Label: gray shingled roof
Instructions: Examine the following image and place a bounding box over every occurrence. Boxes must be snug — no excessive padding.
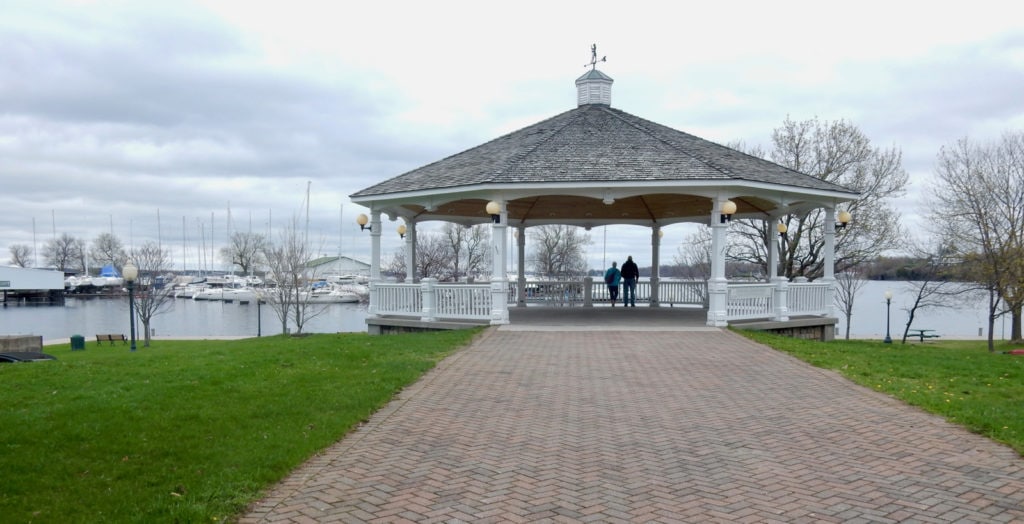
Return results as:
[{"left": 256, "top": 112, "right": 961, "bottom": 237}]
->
[{"left": 351, "top": 104, "right": 856, "bottom": 198}]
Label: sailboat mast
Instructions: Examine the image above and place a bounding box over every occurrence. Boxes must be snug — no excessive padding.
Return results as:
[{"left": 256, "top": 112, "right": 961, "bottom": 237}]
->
[
  {"left": 32, "top": 217, "right": 37, "bottom": 268},
  {"left": 304, "top": 181, "right": 311, "bottom": 246},
  {"left": 199, "top": 219, "right": 206, "bottom": 276},
  {"left": 226, "top": 202, "right": 232, "bottom": 276},
  {"left": 182, "top": 216, "right": 186, "bottom": 274}
]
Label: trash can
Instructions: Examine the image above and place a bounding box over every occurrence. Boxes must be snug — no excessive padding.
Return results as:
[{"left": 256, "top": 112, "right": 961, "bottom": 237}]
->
[{"left": 70, "top": 335, "right": 85, "bottom": 351}]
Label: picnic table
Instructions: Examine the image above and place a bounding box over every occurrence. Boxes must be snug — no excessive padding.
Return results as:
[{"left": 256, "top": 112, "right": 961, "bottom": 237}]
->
[{"left": 907, "top": 329, "right": 941, "bottom": 342}]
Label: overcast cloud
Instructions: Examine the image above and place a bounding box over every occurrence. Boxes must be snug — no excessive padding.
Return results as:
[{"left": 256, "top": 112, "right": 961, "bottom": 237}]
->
[{"left": 2, "top": 0, "right": 1023, "bottom": 272}]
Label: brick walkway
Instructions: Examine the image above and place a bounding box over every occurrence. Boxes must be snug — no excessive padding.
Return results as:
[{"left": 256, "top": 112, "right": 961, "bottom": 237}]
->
[{"left": 242, "top": 328, "right": 1024, "bottom": 523}]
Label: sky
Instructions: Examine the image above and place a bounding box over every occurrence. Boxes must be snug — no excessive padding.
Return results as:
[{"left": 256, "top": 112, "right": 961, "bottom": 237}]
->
[{"left": 2, "top": 0, "right": 1023, "bottom": 273}]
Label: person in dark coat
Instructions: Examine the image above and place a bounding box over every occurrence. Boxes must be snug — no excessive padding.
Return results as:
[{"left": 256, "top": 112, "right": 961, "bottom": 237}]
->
[{"left": 620, "top": 255, "right": 639, "bottom": 307}]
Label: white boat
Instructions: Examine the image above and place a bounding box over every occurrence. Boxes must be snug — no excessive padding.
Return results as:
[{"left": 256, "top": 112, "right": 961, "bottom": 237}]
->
[
  {"left": 174, "top": 283, "right": 207, "bottom": 299},
  {"left": 192, "top": 287, "right": 228, "bottom": 301},
  {"left": 324, "top": 274, "right": 369, "bottom": 285},
  {"left": 64, "top": 275, "right": 93, "bottom": 290},
  {"left": 91, "top": 264, "right": 124, "bottom": 287},
  {"left": 303, "top": 288, "right": 361, "bottom": 303},
  {"left": 333, "top": 283, "right": 369, "bottom": 298},
  {"left": 91, "top": 276, "right": 124, "bottom": 287},
  {"left": 192, "top": 275, "right": 251, "bottom": 301},
  {"left": 194, "top": 286, "right": 255, "bottom": 301},
  {"left": 222, "top": 288, "right": 258, "bottom": 303}
]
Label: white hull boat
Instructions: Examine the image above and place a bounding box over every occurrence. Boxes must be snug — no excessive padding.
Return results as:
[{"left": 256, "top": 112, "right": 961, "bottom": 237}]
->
[{"left": 304, "top": 289, "right": 361, "bottom": 303}]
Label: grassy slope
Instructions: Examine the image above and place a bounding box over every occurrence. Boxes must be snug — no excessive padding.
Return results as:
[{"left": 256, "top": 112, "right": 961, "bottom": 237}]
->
[{"left": 0, "top": 331, "right": 479, "bottom": 523}]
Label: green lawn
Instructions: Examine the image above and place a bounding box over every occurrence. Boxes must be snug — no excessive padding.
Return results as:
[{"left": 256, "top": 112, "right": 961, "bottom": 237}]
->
[
  {"left": 738, "top": 331, "right": 1024, "bottom": 455},
  {"left": 0, "top": 331, "right": 480, "bottom": 523},
  {"left": 4, "top": 329, "right": 1021, "bottom": 522}
]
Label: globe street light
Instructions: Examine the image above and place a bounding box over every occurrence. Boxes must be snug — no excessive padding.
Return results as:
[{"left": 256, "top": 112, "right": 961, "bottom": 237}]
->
[
  {"left": 883, "top": 289, "right": 893, "bottom": 344},
  {"left": 123, "top": 261, "right": 138, "bottom": 352}
]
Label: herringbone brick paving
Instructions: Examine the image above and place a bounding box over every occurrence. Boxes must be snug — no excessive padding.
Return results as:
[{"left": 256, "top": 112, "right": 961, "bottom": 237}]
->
[{"left": 242, "top": 328, "right": 1024, "bottom": 522}]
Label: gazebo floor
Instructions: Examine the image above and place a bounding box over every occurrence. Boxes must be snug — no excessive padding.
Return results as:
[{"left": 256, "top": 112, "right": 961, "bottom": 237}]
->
[{"left": 368, "top": 305, "right": 836, "bottom": 340}]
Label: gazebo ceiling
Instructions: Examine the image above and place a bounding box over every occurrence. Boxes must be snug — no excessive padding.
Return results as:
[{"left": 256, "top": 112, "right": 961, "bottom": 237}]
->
[
  {"left": 381, "top": 191, "right": 823, "bottom": 229},
  {"left": 351, "top": 72, "right": 858, "bottom": 229}
]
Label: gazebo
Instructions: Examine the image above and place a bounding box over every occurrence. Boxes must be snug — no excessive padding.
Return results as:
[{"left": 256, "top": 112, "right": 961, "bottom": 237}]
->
[{"left": 350, "top": 61, "right": 858, "bottom": 334}]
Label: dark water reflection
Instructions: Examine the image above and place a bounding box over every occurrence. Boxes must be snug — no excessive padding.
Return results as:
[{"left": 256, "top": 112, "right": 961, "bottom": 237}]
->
[
  {"left": 1, "top": 296, "right": 369, "bottom": 343},
  {"left": 0, "top": 280, "right": 1004, "bottom": 344}
]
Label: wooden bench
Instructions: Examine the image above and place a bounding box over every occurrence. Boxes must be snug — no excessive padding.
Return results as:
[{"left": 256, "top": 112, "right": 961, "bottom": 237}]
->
[
  {"left": 95, "top": 334, "right": 128, "bottom": 346},
  {"left": 908, "top": 329, "right": 941, "bottom": 342}
]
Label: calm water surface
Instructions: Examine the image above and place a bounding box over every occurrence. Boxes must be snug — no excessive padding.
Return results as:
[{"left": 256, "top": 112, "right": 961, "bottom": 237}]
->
[
  {"left": 837, "top": 280, "right": 1004, "bottom": 340},
  {"left": 1, "top": 296, "right": 368, "bottom": 343},
  {"left": 0, "top": 280, "right": 1006, "bottom": 344}
]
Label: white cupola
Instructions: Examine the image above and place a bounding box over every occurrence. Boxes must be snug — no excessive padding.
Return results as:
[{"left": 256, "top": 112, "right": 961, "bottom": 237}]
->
[{"left": 575, "top": 68, "right": 613, "bottom": 106}]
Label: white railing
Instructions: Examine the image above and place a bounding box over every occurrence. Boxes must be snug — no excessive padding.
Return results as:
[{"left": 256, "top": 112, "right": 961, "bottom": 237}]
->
[
  {"left": 373, "top": 280, "right": 490, "bottom": 322},
  {"left": 516, "top": 280, "right": 586, "bottom": 306},
  {"left": 788, "top": 282, "right": 832, "bottom": 316},
  {"left": 726, "top": 283, "right": 775, "bottom": 320},
  {"left": 373, "top": 278, "right": 831, "bottom": 324},
  {"left": 435, "top": 283, "right": 492, "bottom": 320},
  {"left": 658, "top": 281, "right": 708, "bottom": 306},
  {"left": 507, "top": 279, "right": 707, "bottom": 307},
  {"left": 374, "top": 283, "right": 422, "bottom": 315},
  {"left": 590, "top": 281, "right": 652, "bottom": 304}
]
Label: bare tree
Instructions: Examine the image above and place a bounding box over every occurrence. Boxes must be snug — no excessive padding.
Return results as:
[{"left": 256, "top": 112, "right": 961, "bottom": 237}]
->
[
  {"left": 90, "top": 233, "right": 128, "bottom": 270},
  {"left": 387, "top": 224, "right": 491, "bottom": 282},
  {"left": 129, "top": 241, "right": 175, "bottom": 348},
  {"left": 42, "top": 233, "right": 85, "bottom": 272},
  {"left": 441, "top": 223, "right": 489, "bottom": 281},
  {"left": 412, "top": 234, "right": 454, "bottom": 281},
  {"left": 731, "top": 117, "right": 908, "bottom": 279},
  {"left": 671, "top": 228, "right": 712, "bottom": 303},
  {"left": 262, "top": 241, "right": 293, "bottom": 335},
  {"left": 928, "top": 133, "right": 1024, "bottom": 349},
  {"left": 385, "top": 250, "right": 407, "bottom": 281},
  {"left": 261, "top": 217, "right": 325, "bottom": 335},
  {"left": 386, "top": 237, "right": 446, "bottom": 282},
  {"left": 529, "top": 225, "right": 590, "bottom": 278},
  {"left": 220, "top": 231, "right": 267, "bottom": 275},
  {"left": 672, "top": 227, "right": 712, "bottom": 280},
  {"left": 894, "top": 242, "right": 978, "bottom": 344},
  {"left": 8, "top": 244, "right": 32, "bottom": 267},
  {"left": 834, "top": 267, "right": 868, "bottom": 340}
]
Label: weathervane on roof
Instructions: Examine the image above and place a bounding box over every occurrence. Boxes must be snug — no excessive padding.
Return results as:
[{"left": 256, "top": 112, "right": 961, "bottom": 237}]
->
[{"left": 585, "top": 44, "right": 606, "bottom": 70}]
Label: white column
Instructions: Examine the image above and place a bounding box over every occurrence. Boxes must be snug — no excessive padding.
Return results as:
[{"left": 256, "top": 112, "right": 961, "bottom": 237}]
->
[
  {"left": 404, "top": 220, "right": 416, "bottom": 282},
  {"left": 823, "top": 208, "right": 836, "bottom": 281},
  {"left": 823, "top": 207, "right": 838, "bottom": 318},
  {"left": 490, "top": 202, "right": 509, "bottom": 324},
  {"left": 769, "top": 218, "right": 788, "bottom": 321},
  {"left": 516, "top": 226, "right": 526, "bottom": 307},
  {"left": 650, "top": 225, "right": 661, "bottom": 307},
  {"left": 707, "top": 197, "right": 730, "bottom": 327},
  {"left": 421, "top": 278, "right": 437, "bottom": 322},
  {"left": 367, "top": 211, "right": 382, "bottom": 317},
  {"left": 370, "top": 212, "right": 381, "bottom": 281}
]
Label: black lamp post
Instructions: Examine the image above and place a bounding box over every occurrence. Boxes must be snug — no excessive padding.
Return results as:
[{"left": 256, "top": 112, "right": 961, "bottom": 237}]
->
[
  {"left": 883, "top": 289, "right": 893, "bottom": 344},
  {"left": 123, "top": 261, "right": 138, "bottom": 352}
]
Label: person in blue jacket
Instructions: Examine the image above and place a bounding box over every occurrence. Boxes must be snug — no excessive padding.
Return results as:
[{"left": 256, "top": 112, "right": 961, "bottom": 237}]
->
[{"left": 604, "top": 261, "right": 621, "bottom": 307}]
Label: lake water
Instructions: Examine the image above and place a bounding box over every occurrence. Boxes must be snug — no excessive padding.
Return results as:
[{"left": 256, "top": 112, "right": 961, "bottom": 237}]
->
[
  {"left": 1, "top": 296, "right": 369, "bottom": 344},
  {"left": 0, "top": 280, "right": 1007, "bottom": 344},
  {"left": 836, "top": 280, "right": 1006, "bottom": 340}
]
